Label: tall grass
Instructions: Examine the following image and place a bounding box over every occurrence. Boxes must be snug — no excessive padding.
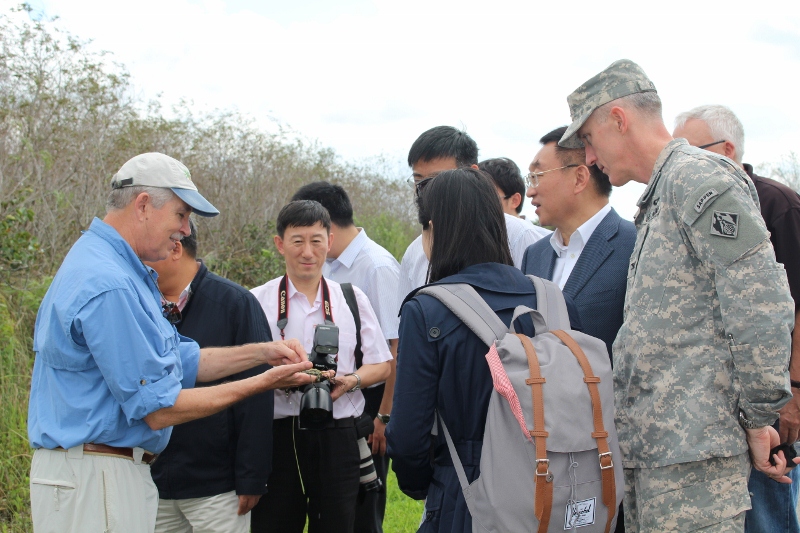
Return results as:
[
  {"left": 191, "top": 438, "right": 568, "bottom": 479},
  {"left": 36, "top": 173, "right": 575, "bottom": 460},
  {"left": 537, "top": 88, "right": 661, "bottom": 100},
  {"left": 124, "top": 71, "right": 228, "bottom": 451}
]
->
[{"left": 0, "top": 278, "right": 49, "bottom": 532}]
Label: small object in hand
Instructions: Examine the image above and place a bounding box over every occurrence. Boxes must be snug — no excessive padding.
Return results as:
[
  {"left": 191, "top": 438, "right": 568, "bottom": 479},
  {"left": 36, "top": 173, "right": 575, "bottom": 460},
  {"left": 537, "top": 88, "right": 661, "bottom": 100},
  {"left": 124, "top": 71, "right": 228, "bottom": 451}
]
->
[
  {"left": 768, "top": 443, "right": 798, "bottom": 469},
  {"left": 302, "top": 368, "right": 328, "bottom": 382}
]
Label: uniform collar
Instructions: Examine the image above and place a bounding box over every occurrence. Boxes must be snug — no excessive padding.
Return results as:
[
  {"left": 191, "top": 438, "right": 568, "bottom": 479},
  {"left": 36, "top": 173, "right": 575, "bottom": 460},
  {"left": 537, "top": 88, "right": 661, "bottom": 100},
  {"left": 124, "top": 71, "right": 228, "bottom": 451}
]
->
[{"left": 638, "top": 138, "right": 685, "bottom": 208}]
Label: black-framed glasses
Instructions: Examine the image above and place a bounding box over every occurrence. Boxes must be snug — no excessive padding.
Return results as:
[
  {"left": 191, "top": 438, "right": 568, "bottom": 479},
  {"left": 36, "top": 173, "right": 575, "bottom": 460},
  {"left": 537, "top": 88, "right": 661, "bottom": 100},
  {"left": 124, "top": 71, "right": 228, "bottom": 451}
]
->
[
  {"left": 525, "top": 164, "right": 579, "bottom": 188},
  {"left": 411, "top": 176, "right": 435, "bottom": 197},
  {"left": 697, "top": 139, "right": 726, "bottom": 150}
]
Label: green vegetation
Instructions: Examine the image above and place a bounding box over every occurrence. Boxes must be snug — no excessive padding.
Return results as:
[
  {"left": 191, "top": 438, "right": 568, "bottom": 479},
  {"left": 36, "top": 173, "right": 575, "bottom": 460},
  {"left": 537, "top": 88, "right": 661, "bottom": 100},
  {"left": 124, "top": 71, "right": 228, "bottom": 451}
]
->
[{"left": 0, "top": 5, "right": 419, "bottom": 531}]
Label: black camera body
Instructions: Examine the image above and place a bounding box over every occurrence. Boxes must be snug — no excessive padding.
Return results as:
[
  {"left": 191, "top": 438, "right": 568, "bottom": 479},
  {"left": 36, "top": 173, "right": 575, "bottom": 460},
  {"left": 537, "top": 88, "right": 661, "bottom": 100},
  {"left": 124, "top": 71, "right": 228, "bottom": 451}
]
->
[{"left": 298, "top": 324, "right": 339, "bottom": 430}]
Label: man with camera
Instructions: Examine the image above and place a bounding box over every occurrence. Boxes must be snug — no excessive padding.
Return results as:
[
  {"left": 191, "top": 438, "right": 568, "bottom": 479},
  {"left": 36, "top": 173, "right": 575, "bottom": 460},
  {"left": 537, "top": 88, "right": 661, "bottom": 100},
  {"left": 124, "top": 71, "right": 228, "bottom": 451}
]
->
[{"left": 250, "top": 200, "right": 392, "bottom": 533}]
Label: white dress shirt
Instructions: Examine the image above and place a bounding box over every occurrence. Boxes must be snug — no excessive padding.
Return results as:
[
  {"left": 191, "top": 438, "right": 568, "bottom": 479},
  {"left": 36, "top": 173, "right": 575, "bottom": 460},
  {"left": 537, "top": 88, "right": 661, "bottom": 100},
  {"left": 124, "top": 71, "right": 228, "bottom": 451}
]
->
[
  {"left": 504, "top": 214, "right": 551, "bottom": 268},
  {"left": 250, "top": 276, "right": 392, "bottom": 420},
  {"left": 396, "top": 215, "right": 551, "bottom": 304},
  {"left": 549, "top": 203, "right": 612, "bottom": 289},
  {"left": 323, "top": 228, "right": 401, "bottom": 341}
]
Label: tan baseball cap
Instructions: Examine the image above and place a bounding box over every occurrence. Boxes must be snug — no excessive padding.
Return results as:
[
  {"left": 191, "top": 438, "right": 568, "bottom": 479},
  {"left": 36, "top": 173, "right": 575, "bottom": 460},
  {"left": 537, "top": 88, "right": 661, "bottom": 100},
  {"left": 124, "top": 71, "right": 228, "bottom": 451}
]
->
[
  {"left": 111, "top": 153, "right": 219, "bottom": 217},
  {"left": 559, "top": 59, "right": 657, "bottom": 149}
]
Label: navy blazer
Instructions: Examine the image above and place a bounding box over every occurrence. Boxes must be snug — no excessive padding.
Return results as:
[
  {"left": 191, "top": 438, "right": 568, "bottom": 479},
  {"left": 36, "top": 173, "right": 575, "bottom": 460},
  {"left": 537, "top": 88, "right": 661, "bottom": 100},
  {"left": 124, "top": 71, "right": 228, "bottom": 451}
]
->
[
  {"left": 387, "top": 263, "right": 581, "bottom": 533},
  {"left": 520, "top": 208, "right": 636, "bottom": 358}
]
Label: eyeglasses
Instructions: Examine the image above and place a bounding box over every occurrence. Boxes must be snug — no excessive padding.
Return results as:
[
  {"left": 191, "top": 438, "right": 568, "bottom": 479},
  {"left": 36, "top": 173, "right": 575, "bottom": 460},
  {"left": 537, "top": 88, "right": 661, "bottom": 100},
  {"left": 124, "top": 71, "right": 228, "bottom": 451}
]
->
[
  {"left": 142, "top": 261, "right": 182, "bottom": 325},
  {"left": 525, "top": 164, "right": 579, "bottom": 188},
  {"left": 408, "top": 176, "right": 435, "bottom": 197},
  {"left": 697, "top": 139, "right": 726, "bottom": 150}
]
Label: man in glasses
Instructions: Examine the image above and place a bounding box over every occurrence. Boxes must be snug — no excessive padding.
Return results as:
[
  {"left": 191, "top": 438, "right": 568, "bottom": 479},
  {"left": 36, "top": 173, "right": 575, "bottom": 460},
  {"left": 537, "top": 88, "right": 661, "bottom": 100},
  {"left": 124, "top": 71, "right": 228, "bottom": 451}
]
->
[
  {"left": 560, "top": 59, "right": 796, "bottom": 531},
  {"left": 674, "top": 104, "right": 800, "bottom": 533},
  {"left": 521, "top": 125, "right": 636, "bottom": 359},
  {"left": 145, "top": 219, "right": 274, "bottom": 533},
  {"left": 27, "top": 153, "right": 316, "bottom": 533},
  {"left": 397, "top": 126, "right": 550, "bottom": 303}
]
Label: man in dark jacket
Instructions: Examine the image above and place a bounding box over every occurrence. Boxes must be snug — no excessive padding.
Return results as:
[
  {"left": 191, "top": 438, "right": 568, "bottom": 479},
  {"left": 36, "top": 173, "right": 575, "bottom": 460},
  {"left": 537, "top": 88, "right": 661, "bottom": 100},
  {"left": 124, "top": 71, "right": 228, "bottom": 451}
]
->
[{"left": 146, "top": 219, "right": 274, "bottom": 533}]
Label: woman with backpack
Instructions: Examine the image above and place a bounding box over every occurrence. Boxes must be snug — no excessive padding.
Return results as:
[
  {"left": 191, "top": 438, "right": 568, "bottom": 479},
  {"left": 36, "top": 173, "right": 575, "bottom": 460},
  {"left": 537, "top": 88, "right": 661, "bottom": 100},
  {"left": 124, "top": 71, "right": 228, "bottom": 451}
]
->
[{"left": 386, "top": 168, "right": 582, "bottom": 532}]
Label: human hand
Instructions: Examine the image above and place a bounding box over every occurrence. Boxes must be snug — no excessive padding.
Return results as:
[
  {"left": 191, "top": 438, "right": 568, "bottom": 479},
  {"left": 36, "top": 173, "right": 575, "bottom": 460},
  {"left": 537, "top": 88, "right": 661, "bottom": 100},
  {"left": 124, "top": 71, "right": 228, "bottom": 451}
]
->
[
  {"left": 237, "top": 494, "right": 261, "bottom": 515},
  {"left": 261, "top": 361, "right": 314, "bottom": 390},
  {"left": 369, "top": 417, "right": 387, "bottom": 455},
  {"left": 779, "top": 388, "right": 800, "bottom": 445},
  {"left": 330, "top": 374, "right": 356, "bottom": 401},
  {"left": 746, "top": 425, "right": 800, "bottom": 483},
  {"left": 263, "top": 339, "right": 307, "bottom": 366}
]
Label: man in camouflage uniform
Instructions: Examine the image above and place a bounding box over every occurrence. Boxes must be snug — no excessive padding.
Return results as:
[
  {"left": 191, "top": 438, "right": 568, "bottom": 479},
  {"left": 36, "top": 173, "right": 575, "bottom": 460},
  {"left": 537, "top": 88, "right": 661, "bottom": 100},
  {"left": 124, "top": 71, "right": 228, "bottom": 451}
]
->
[{"left": 559, "top": 59, "right": 796, "bottom": 532}]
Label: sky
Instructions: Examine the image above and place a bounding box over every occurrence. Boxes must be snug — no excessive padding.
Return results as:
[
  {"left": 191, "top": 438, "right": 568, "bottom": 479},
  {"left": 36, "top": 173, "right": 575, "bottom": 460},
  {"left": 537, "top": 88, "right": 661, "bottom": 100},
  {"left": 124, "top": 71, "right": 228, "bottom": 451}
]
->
[{"left": 8, "top": 0, "right": 800, "bottom": 221}]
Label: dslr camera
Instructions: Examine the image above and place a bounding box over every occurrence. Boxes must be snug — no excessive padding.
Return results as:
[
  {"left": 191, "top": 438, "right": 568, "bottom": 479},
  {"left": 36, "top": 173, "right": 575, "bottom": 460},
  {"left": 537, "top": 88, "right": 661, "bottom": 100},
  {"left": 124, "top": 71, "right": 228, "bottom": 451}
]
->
[
  {"left": 297, "top": 323, "right": 382, "bottom": 492},
  {"left": 298, "top": 324, "right": 339, "bottom": 430}
]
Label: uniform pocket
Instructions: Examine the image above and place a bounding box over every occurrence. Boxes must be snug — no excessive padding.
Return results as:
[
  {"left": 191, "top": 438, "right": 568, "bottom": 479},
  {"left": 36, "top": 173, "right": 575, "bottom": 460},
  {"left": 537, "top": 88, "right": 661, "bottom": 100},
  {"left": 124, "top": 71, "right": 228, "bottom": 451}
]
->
[{"left": 639, "top": 472, "right": 749, "bottom": 531}]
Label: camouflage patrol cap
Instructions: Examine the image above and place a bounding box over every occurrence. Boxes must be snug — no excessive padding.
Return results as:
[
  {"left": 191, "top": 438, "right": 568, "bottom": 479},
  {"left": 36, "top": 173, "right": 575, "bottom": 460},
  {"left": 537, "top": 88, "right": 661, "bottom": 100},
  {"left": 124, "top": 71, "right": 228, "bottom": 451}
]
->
[{"left": 559, "top": 59, "right": 657, "bottom": 149}]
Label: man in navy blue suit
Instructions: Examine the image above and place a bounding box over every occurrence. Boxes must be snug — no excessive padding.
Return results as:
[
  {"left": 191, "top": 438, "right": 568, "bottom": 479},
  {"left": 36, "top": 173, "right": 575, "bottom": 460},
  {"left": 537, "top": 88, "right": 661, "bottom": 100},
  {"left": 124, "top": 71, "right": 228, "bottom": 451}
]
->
[{"left": 521, "top": 126, "right": 636, "bottom": 358}]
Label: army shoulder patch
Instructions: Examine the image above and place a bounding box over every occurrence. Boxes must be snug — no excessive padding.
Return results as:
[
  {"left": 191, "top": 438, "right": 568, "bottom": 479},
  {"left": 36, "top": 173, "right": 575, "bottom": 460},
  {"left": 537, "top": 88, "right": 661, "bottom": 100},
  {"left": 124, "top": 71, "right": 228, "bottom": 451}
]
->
[
  {"left": 694, "top": 188, "right": 718, "bottom": 213},
  {"left": 710, "top": 211, "right": 739, "bottom": 238}
]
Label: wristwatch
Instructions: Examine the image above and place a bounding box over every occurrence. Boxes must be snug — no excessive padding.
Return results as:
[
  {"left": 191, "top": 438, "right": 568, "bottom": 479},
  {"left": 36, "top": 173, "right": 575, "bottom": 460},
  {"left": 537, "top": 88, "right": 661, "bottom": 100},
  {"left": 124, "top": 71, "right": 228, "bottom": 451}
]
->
[
  {"left": 345, "top": 373, "right": 361, "bottom": 392},
  {"left": 377, "top": 413, "right": 391, "bottom": 424},
  {"left": 738, "top": 410, "right": 763, "bottom": 430}
]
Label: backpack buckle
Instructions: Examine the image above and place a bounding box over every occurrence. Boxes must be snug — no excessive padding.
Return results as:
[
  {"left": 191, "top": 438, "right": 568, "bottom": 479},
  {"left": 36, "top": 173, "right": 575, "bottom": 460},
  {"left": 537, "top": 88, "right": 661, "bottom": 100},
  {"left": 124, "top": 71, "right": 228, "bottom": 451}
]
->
[
  {"left": 598, "top": 451, "right": 614, "bottom": 470},
  {"left": 535, "top": 458, "right": 550, "bottom": 476}
]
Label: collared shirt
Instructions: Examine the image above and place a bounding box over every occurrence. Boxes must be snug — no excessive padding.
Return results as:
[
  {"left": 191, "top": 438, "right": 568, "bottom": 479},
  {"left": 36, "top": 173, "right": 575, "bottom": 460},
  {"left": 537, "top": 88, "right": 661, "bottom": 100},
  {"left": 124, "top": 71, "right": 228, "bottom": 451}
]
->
[
  {"left": 505, "top": 214, "right": 551, "bottom": 269},
  {"left": 549, "top": 204, "right": 612, "bottom": 289},
  {"left": 176, "top": 280, "right": 193, "bottom": 311},
  {"left": 324, "top": 228, "right": 401, "bottom": 340},
  {"left": 28, "top": 218, "right": 200, "bottom": 454},
  {"left": 396, "top": 215, "right": 551, "bottom": 302},
  {"left": 250, "top": 276, "right": 392, "bottom": 420}
]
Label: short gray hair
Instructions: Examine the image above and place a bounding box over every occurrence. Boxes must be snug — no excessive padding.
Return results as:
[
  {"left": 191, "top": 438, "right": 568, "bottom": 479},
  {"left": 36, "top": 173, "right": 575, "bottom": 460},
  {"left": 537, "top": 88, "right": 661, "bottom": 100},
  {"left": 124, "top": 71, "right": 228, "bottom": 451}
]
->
[
  {"left": 106, "top": 186, "right": 175, "bottom": 212},
  {"left": 674, "top": 105, "right": 745, "bottom": 164},
  {"left": 596, "top": 91, "right": 663, "bottom": 123}
]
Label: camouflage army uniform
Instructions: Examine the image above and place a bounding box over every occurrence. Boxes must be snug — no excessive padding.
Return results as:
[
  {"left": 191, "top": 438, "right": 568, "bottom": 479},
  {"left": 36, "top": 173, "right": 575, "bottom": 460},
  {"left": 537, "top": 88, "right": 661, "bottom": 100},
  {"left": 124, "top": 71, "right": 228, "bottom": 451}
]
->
[{"left": 613, "top": 138, "right": 794, "bottom": 531}]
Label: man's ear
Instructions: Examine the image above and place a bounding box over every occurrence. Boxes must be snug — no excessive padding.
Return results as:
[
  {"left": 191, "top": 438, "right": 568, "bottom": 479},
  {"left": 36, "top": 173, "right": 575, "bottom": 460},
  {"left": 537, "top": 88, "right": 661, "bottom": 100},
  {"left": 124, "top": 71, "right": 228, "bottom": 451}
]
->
[
  {"left": 723, "top": 141, "right": 738, "bottom": 161},
  {"left": 274, "top": 235, "right": 285, "bottom": 256},
  {"left": 609, "top": 105, "right": 629, "bottom": 135},
  {"left": 172, "top": 241, "right": 184, "bottom": 261},
  {"left": 327, "top": 232, "right": 333, "bottom": 254},
  {"left": 574, "top": 165, "right": 591, "bottom": 194},
  {"left": 510, "top": 192, "right": 522, "bottom": 211},
  {"left": 134, "top": 192, "right": 151, "bottom": 220}
]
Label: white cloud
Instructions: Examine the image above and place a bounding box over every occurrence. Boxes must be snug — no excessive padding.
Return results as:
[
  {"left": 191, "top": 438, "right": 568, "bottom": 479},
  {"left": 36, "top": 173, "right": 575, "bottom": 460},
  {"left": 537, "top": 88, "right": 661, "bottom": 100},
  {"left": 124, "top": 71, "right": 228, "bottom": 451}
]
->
[{"left": 10, "top": 0, "right": 800, "bottom": 220}]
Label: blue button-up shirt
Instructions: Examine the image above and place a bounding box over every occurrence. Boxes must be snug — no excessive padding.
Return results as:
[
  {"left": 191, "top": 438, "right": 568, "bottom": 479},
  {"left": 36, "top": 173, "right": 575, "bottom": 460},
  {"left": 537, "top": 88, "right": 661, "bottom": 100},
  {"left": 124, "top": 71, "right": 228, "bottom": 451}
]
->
[{"left": 28, "top": 218, "right": 200, "bottom": 453}]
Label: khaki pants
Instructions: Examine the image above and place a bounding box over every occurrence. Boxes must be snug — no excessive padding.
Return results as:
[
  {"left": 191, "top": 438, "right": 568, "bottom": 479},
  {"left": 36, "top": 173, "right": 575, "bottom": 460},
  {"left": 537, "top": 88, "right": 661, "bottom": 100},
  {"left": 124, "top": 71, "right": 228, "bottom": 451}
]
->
[
  {"left": 155, "top": 490, "right": 250, "bottom": 533},
  {"left": 624, "top": 453, "right": 751, "bottom": 532},
  {"left": 30, "top": 446, "right": 158, "bottom": 533}
]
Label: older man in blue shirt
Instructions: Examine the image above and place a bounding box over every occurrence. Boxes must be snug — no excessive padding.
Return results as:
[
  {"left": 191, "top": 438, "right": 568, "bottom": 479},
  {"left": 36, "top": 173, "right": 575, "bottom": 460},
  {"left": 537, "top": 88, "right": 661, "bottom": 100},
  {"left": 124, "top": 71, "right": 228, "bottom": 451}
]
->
[{"left": 27, "top": 153, "right": 315, "bottom": 533}]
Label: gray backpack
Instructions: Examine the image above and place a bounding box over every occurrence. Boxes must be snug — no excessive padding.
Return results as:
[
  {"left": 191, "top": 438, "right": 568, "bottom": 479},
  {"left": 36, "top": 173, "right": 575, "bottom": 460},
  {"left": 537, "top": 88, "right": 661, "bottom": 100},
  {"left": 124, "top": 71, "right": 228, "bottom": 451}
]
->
[{"left": 417, "top": 276, "right": 623, "bottom": 533}]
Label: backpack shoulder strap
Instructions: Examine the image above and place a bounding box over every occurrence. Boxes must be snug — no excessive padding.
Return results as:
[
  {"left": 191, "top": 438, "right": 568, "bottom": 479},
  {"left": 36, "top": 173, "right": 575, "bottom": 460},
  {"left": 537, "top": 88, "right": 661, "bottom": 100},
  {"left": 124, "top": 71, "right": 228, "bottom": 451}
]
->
[
  {"left": 416, "top": 284, "right": 507, "bottom": 346},
  {"left": 341, "top": 283, "right": 363, "bottom": 369},
  {"left": 437, "top": 412, "right": 471, "bottom": 490},
  {"left": 526, "top": 275, "right": 571, "bottom": 331}
]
